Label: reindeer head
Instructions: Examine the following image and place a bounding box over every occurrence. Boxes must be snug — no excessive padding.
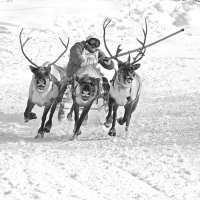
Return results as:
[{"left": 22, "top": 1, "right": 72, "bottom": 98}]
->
[
  {"left": 103, "top": 18, "right": 147, "bottom": 85},
  {"left": 117, "top": 58, "right": 141, "bottom": 85},
  {"left": 19, "top": 29, "right": 69, "bottom": 93},
  {"left": 29, "top": 62, "right": 52, "bottom": 92},
  {"left": 74, "top": 74, "right": 100, "bottom": 102}
]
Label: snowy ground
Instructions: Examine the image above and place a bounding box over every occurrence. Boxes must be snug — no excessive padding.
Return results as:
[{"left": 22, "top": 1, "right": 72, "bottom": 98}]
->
[{"left": 0, "top": 0, "right": 200, "bottom": 199}]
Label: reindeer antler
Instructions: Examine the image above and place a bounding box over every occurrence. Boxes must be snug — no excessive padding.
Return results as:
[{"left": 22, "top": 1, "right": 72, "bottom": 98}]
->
[
  {"left": 20, "top": 29, "right": 70, "bottom": 67},
  {"left": 103, "top": 18, "right": 112, "bottom": 57},
  {"left": 103, "top": 18, "right": 122, "bottom": 63},
  {"left": 19, "top": 28, "right": 38, "bottom": 68},
  {"left": 131, "top": 18, "right": 148, "bottom": 65},
  {"left": 48, "top": 37, "right": 70, "bottom": 67}
]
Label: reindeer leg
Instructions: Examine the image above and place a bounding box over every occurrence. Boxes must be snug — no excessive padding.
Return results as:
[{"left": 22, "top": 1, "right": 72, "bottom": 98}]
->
[
  {"left": 57, "top": 83, "right": 68, "bottom": 121},
  {"left": 125, "top": 98, "right": 139, "bottom": 133},
  {"left": 35, "top": 105, "right": 51, "bottom": 138},
  {"left": 104, "top": 96, "right": 114, "bottom": 127},
  {"left": 102, "top": 77, "right": 110, "bottom": 102},
  {"left": 70, "top": 103, "right": 80, "bottom": 140},
  {"left": 58, "top": 102, "right": 65, "bottom": 122},
  {"left": 57, "top": 83, "right": 68, "bottom": 103},
  {"left": 24, "top": 99, "right": 36, "bottom": 122},
  {"left": 108, "top": 103, "right": 118, "bottom": 136},
  {"left": 67, "top": 104, "right": 74, "bottom": 121},
  {"left": 117, "top": 103, "right": 130, "bottom": 125},
  {"left": 45, "top": 99, "right": 59, "bottom": 133},
  {"left": 70, "top": 103, "right": 92, "bottom": 140},
  {"left": 82, "top": 113, "right": 88, "bottom": 126}
]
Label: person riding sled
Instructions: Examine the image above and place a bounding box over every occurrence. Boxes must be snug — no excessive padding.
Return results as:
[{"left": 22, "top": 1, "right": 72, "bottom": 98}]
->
[{"left": 58, "top": 34, "right": 114, "bottom": 122}]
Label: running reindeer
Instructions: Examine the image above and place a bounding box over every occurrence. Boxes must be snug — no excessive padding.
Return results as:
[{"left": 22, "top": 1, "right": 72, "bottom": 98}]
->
[
  {"left": 20, "top": 29, "right": 69, "bottom": 138},
  {"left": 103, "top": 18, "right": 147, "bottom": 136},
  {"left": 69, "top": 64, "right": 106, "bottom": 140}
]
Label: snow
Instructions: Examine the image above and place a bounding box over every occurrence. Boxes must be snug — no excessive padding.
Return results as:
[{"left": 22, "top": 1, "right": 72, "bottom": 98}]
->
[{"left": 0, "top": 0, "right": 200, "bottom": 199}]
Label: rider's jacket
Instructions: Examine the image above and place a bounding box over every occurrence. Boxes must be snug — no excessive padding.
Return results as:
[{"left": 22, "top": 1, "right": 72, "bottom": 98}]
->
[{"left": 66, "top": 41, "right": 114, "bottom": 79}]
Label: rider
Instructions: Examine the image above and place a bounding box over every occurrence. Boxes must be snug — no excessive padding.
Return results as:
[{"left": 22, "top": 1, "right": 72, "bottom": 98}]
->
[{"left": 58, "top": 35, "right": 114, "bottom": 121}]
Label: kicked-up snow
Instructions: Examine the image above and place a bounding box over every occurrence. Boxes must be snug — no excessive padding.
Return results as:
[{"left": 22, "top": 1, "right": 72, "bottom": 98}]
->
[{"left": 0, "top": 0, "right": 200, "bottom": 199}]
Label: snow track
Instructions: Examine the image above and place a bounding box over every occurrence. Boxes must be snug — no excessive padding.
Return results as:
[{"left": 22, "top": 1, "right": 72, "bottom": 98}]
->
[{"left": 1, "top": 93, "right": 200, "bottom": 200}]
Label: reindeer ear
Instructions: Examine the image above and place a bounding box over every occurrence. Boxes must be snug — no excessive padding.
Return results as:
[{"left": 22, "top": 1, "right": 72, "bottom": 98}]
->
[
  {"left": 118, "top": 61, "right": 124, "bottom": 69},
  {"left": 29, "top": 65, "right": 37, "bottom": 73},
  {"left": 133, "top": 63, "right": 141, "bottom": 70}
]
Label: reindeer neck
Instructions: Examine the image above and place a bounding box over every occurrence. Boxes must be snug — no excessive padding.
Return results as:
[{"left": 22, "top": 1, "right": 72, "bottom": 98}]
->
[{"left": 49, "top": 74, "right": 61, "bottom": 90}]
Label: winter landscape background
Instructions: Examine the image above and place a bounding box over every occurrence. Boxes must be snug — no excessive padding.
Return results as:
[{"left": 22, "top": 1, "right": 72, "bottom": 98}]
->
[{"left": 0, "top": 0, "right": 200, "bottom": 199}]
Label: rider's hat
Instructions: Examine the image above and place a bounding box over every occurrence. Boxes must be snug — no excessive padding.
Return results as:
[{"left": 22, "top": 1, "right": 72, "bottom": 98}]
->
[{"left": 86, "top": 35, "right": 99, "bottom": 42}]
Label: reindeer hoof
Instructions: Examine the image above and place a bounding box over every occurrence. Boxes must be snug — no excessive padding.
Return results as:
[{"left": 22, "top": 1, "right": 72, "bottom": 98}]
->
[
  {"left": 76, "top": 130, "right": 82, "bottom": 136},
  {"left": 104, "top": 117, "right": 112, "bottom": 127},
  {"left": 104, "top": 116, "right": 112, "bottom": 127},
  {"left": 29, "top": 112, "right": 37, "bottom": 120},
  {"left": 117, "top": 117, "right": 125, "bottom": 125},
  {"left": 70, "top": 134, "right": 78, "bottom": 141},
  {"left": 35, "top": 132, "right": 44, "bottom": 139},
  {"left": 104, "top": 121, "right": 111, "bottom": 128},
  {"left": 24, "top": 117, "right": 29, "bottom": 123},
  {"left": 24, "top": 112, "right": 37, "bottom": 122},
  {"left": 44, "top": 127, "right": 50, "bottom": 133},
  {"left": 36, "top": 128, "right": 45, "bottom": 138},
  {"left": 44, "top": 121, "right": 52, "bottom": 133},
  {"left": 108, "top": 129, "right": 116, "bottom": 136},
  {"left": 71, "top": 129, "right": 82, "bottom": 140}
]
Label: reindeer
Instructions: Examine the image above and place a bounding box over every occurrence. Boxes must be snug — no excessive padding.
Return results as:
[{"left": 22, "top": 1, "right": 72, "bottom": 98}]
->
[
  {"left": 69, "top": 64, "right": 104, "bottom": 140},
  {"left": 103, "top": 18, "right": 147, "bottom": 136},
  {"left": 20, "top": 29, "right": 69, "bottom": 138}
]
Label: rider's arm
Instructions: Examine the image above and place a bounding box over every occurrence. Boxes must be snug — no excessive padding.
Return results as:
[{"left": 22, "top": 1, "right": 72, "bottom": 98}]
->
[
  {"left": 98, "top": 49, "right": 114, "bottom": 70},
  {"left": 70, "top": 42, "right": 86, "bottom": 67}
]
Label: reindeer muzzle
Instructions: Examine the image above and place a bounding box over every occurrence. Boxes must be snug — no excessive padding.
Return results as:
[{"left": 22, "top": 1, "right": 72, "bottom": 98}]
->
[
  {"left": 81, "top": 84, "right": 92, "bottom": 101},
  {"left": 37, "top": 79, "right": 46, "bottom": 92}
]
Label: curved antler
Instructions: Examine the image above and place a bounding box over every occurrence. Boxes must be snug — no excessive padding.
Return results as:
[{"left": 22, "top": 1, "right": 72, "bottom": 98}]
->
[
  {"left": 20, "top": 29, "right": 70, "bottom": 68},
  {"left": 48, "top": 37, "right": 70, "bottom": 67},
  {"left": 103, "top": 18, "right": 113, "bottom": 58},
  {"left": 19, "top": 29, "right": 38, "bottom": 68},
  {"left": 103, "top": 18, "right": 122, "bottom": 63},
  {"left": 131, "top": 18, "right": 148, "bottom": 65}
]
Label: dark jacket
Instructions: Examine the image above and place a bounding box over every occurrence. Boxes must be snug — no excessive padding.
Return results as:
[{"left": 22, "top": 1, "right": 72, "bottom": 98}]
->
[{"left": 66, "top": 41, "right": 114, "bottom": 79}]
